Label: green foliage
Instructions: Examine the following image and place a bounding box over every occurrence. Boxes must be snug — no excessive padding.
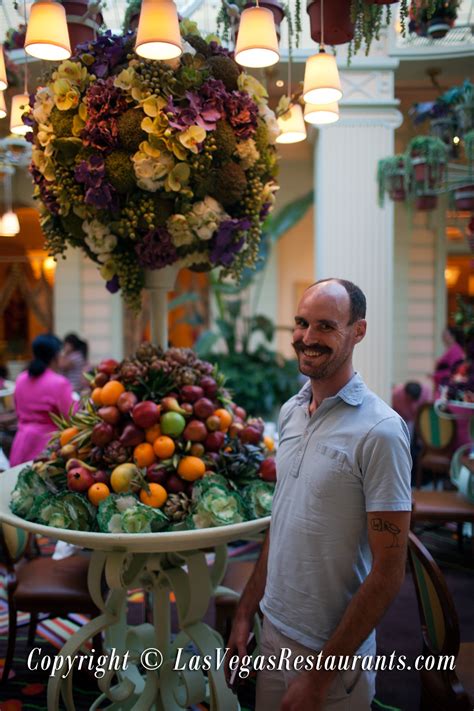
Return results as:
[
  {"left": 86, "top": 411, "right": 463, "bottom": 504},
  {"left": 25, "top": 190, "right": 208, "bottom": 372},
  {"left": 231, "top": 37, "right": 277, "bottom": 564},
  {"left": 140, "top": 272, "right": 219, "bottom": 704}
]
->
[
  {"left": 377, "top": 154, "right": 407, "bottom": 206},
  {"left": 407, "top": 135, "right": 448, "bottom": 165}
]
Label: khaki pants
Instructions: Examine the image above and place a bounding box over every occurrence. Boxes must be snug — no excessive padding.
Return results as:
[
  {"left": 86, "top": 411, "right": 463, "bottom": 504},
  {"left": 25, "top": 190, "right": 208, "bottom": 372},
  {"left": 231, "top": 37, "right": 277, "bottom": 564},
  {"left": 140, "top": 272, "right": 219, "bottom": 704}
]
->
[{"left": 255, "top": 618, "right": 376, "bottom": 711}]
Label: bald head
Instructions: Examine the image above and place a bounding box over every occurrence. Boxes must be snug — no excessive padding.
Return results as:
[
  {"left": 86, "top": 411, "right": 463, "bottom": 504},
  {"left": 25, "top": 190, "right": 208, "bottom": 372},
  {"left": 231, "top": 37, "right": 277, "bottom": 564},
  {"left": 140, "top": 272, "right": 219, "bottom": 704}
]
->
[{"left": 306, "top": 278, "right": 366, "bottom": 325}]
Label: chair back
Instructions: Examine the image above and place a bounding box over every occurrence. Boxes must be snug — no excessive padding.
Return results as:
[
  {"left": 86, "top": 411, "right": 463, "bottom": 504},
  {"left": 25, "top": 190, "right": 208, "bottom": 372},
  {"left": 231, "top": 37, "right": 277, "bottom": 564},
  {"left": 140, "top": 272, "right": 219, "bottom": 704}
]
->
[
  {"left": 407, "top": 531, "right": 460, "bottom": 658},
  {"left": 0, "top": 523, "right": 31, "bottom": 566},
  {"left": 416, "top": 403, "right": 455, "bottom": 452}
]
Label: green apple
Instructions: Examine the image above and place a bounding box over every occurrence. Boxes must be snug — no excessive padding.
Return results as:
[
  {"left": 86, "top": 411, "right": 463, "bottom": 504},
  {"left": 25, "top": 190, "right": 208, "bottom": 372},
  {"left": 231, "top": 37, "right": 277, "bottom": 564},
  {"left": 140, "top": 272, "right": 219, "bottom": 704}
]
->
[{"left": 160, "top": 412, "right": 186, "bottom": 438}]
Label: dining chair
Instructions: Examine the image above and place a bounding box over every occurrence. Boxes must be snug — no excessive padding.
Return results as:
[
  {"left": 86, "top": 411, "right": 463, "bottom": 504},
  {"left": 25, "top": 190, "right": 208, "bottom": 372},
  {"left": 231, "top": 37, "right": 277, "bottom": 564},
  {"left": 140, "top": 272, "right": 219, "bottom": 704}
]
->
[
  {"left": 407, "top": 531, "right": 474, "bottom": 710},
  {"left": 415, "top": 403, "right": 456, "bottom": 489},
  {"left": 0, "top": 523, "right": 101, "bottom": 683}
]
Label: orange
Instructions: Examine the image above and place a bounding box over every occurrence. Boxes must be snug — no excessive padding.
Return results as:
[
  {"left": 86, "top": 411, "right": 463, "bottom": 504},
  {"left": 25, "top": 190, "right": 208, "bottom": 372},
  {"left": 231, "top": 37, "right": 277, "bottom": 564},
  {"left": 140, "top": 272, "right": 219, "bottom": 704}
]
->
[
  {"left": 153, "top": 436, "right": 175, "bottom": 459},
  {"left": 177, "top": 456, "right": 206, "bottom": 481},
  {"left": 91, "top": 388, "right": 103, "bottom": 406},
  {"left": 133, "top": 442, "right": 156, "bottom": 468},
  {"left": 214, "top": 408, "right": 233, "bottom": 432},
  {"left": 100, "top": 380, "right": 126, "bottom": 406},
  {"left": 140, "top": 483, "right": 167, "bottom": 508},
  {"left": 263, "top": 435, "right": 274, "bottom": 452},
  {"left": 88, "top": 482, "right": 110, "bottom": 506},
  {"left": 59, "top": 426, "right": 79, "bottom": 447},
  {"left": 145, "top": 424, "right": 162, "bottom": 444}
]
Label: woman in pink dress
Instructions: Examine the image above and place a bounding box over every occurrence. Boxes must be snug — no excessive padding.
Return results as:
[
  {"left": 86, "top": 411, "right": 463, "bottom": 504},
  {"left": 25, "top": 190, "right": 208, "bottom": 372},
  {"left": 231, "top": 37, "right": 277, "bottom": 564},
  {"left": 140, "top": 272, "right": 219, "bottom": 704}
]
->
[
  {"left": 9, "top": 334, "right": 75, "bottom": 467},
  {"left": 432, "top": 327, "right": 465, "bottom": 398}
]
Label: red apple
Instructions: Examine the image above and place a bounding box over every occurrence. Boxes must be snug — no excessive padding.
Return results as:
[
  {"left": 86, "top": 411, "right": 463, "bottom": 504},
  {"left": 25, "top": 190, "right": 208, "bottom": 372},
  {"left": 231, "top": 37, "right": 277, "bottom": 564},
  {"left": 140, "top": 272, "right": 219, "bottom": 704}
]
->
[
  {"left": 193, "top": 398, "right": 215, "bottom": 420},
  {"left": 91, "top": 422, "right": 115, "bottom": 447},
  {"left": 98, "top": 405, "right": 121, "bottom": 425},
  {"left": 94, "top": 371, "right": 109, "bottom": 387},
  {"left": 117, "top": 391, "right": 138, "bottom": 414},
  {"left": 120, "top": 423, "right": 145, "bottom": 447},
  {"left": 229, "top": 422, "right": 244, "bottom": 438},
  {"left": 234, "top": 406, "right": 247, "bottom": 420},
  {"left": 206, "top": 415, "right": 221, "bottom": 432},
  {"left": 166, "top": 473, "right": 186, "bottom": 494},
  {"left": 132, "top": 401, "right": 160, "bottom": 428},
  {"left": 183, "top": 420, "right": 208, "bottom": 442},
  {"left": 204, "top": 431, "right": 225, "bottom": 452},
  {"left": 190, "top": 443, "right": 205, "bottom": 457},
  {"left": 98, "top": 358, "right": 119, "bottom": 375},
  {"left": 180, "top": 385, "right": 204, "bottom": 403},
  {"left": 68, "top": 467, "right": 95, "bottom": 492},
  {"left": 200, "top": 376, "right": 218, "bottom": 398},
  {"left": 259, "top": 458, "right": 277, "bottom": 482},
  {"left": 239, "top": 426, "right": 262, "bottom": 445},
  {"left": 181, "top": 402, "right": 194, "bottom": 416},
  {"left": 147, "top": 464, "right": 169, "bottom": 486},
  {"left": 92, "top": 470, "right": 110, "bottom": 485}
]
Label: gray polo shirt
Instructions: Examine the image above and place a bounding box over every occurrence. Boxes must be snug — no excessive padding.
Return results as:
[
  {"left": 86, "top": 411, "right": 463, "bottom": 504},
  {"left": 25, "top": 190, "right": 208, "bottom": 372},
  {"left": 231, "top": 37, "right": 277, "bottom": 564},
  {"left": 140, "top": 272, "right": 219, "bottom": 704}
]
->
[{"left": 260, "top": 373, "right": 412, "bottom": 654}]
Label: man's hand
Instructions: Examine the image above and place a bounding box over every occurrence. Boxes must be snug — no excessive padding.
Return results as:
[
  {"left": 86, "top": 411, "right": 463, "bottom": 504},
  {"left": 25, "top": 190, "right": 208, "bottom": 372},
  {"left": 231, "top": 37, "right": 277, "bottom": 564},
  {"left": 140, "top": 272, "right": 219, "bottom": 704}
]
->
[
  {"left": 225, "top": 612, "right": 253, "bottom": 682},
  {"left": 280, "top": 671, "right": 331, "bottom": 711}
]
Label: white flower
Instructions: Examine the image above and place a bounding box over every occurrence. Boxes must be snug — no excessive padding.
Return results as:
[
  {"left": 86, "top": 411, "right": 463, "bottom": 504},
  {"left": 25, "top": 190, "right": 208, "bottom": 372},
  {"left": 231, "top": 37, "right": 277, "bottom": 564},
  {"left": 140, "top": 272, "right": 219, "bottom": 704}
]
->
[
  {"left": 237, "top": 74, "right": 268, "bottom": 106},
  {"left": 261, "top": 181, "right": 279, "bottom": 210},
  {"left": 33, "top": 87, "right": 54, "bottom": 124},
  {"left": 259, "top": 104, "right": 280, "bottom": 144},
  {"left": 180, "top": 251, "right": 211, "bottom": 268},
  {"left": 132, "top": 148, "right": 175, "bottom": 192},
  {"left": 83, "top": 219, "right": 117, "bottom": 257},
  {"left": 167, "top": 214, "right": 194, "bottom": 247},
  {"left": 236, "top": 138, "right": 260, "bottom": 169},
  {"left": 188, "top": 197, "right": 229, "bottom": 241}
]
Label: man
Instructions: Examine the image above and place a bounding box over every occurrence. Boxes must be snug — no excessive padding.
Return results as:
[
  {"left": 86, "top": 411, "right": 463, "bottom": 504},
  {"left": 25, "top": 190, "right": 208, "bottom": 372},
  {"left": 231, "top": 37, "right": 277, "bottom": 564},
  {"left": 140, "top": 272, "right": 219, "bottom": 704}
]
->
[{"left": 227, "top": 278, "right": 412, "bottom": 710}]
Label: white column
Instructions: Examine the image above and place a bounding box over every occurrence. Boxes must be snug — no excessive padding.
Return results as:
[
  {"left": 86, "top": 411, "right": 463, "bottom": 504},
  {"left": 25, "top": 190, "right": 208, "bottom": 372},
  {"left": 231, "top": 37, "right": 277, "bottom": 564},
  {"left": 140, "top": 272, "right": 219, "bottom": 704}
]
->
[{"left": 314, "top": 58, "right": 402, "bottom": 402}]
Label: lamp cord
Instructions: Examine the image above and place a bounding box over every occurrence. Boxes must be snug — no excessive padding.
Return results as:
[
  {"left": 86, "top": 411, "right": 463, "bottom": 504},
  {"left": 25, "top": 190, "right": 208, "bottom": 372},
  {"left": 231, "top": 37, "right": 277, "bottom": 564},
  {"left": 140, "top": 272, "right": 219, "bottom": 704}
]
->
[
  {"left": 23, "top": 0, "right": 28, "bottom": 95},
  {"left": 321, "top": 0, "right": 325, "bottom": 50}
]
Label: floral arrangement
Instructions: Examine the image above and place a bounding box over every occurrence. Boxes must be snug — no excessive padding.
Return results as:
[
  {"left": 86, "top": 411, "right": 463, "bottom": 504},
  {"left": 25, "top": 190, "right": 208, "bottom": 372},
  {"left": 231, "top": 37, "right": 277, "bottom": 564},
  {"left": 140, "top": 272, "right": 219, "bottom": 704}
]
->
[
  {"left": 26, "top": 25, "right": 280, "bottom": 308},
  {"left": 10, "top": 345, "right": 276, "bottom": 533}
]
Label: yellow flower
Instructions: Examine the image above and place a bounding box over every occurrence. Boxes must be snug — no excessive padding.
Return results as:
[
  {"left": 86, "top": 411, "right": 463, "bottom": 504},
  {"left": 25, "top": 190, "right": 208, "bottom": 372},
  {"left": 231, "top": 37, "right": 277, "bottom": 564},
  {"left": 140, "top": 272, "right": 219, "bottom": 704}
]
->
[
  {"left": 165, "top": 163, "right": 190, "bottom": 192},
  {"left": 142, "top": 96, "right": 167, "bottom": 118},
  {"left": 53, "top": 79, "right": 80, "bottom": 111},
  {"left": 178, "top": 126, "right": 206, "bottom": 154},
  {"left": 114, "top": 67, "right": 136, "bottom": 92},
  {"left": 53, "top": 60, "right": 88, "bottom": 89},
  {"left": 100, "top": 260, "right": 117, "bottom": 281}
]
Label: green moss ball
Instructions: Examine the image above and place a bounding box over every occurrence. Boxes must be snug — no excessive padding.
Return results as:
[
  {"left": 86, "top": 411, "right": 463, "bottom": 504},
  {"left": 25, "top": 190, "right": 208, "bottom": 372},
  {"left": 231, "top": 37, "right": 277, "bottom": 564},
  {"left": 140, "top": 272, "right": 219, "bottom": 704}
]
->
[
  {"left": 117, "top": 108, "right": 146, "bottom": 152},
  {"left": 206, "top": 56, "right": 240, "bottom": 91},
  {"left": 210, "top": 162, "right": 247, "bottom": 207},
  {"left": 213, "top": 120, "right": 237, "bottom": 160},
  {"left": 50, "top": 107, "right": 75, "bottom": 138},
  {"left": 105, "top": 150, "right": 136, "bottom": 194}
]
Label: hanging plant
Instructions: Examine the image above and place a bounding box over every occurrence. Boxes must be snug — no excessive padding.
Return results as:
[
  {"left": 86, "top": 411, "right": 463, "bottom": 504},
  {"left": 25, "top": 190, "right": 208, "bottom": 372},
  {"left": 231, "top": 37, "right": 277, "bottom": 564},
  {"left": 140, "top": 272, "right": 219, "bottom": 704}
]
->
[
  {"left": 3, "top": 24, "right": 27, "bottom": 51},
  {"left": 406, "top": 135, "right": 448, "bottom": 210},
  {"left": 444, "top": 80, "right": 474, "bottom": 136},
  {"left": 408, "top": 0, "right": 460, "bottom": 39},
  {"left": 377, "top": 154, "right": 409, "bottom": 206}
]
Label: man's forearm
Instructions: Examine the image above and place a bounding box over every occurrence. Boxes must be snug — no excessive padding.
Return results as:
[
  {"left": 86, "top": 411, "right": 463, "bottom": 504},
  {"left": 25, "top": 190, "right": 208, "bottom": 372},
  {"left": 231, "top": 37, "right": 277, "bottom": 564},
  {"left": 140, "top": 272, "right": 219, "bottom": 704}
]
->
[{"left": 236, "top": 532, "right": 270, "bottom": 618}]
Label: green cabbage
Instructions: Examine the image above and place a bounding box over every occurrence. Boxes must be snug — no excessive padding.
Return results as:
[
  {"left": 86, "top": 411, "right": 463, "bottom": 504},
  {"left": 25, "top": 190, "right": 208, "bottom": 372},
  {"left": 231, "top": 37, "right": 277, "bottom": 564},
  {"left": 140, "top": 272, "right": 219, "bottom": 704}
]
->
[
  {"left": 10, "top": 467, "right": 49, "bottom": 520},
  {"left": 97, "top": 494, "right": 169, "bottom": 534},
  {"left": 241, "top": 481, "right": 274, "bottom": 519},
  {"left": 35, "top": 492, "right": 96, "bottom": 531}
]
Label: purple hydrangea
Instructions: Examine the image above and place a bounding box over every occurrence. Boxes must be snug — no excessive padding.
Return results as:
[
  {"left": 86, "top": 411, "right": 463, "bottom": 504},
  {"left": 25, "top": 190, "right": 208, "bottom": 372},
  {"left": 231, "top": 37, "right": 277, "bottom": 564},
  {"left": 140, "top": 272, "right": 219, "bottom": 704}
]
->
[
  {"left": 135, "top": 228, "right": 178, "bottom": 269},
  {"left": 81, "top": 118, "right": 119, "bottom": 151},
  {"left": 224, "top": 91, "right": 258, "bottom": 139},
  {"left": 167, "top": 79, "right": 226, "bottom": 132},
  {"left": 210, "top": 217, "right": 251, "bottom": 266},
  {"left": 208, "top": 41, "right": 234, "bottom": 58},
  {"left": 30, "top": 165, "right": 60, "bottom": 215},
  {"left": 73, "top": 31, "right": 130, "bottom": 79},
  {"left": 85, "top": 77, "right": 128, "bottom": 121},
  {"left": 74, "top": 154, "right": 117, "bottom": 209}
]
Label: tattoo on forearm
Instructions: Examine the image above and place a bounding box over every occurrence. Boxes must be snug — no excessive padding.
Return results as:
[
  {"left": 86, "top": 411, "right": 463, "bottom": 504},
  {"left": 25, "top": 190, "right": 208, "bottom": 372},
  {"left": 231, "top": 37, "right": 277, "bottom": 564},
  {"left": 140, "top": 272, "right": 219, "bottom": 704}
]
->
[{"left": 371, "top": 517, "right": 401, "bottom": 548}]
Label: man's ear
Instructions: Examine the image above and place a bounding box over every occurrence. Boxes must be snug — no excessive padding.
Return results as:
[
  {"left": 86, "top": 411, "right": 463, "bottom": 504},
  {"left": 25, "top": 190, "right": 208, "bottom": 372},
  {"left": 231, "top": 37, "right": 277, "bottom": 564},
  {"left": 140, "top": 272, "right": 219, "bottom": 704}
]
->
[{"left": 354, "top": 320, "right": 367, "bottom": 343}]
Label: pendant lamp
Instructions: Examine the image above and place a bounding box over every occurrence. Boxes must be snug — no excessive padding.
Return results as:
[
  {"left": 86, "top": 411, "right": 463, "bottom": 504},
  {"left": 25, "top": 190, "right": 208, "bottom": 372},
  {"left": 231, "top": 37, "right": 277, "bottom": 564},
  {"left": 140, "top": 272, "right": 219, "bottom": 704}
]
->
[
  {"left": 10, "top": 94, "right": 32, "bottom": 135},
  {"left": 0, "top": 48, "right": 7, "bottom": 91},
  {"left": 235, "top": 5, "right": 279, "bottom": 68},
  {"left": 303, "top": 0, "right": 342, "bottom": 105},
  {"left": 276, "top": 103, "right": 306, "bottom": 144},
  {"left": 304, "top": 100, "right": 339, "bottom": 125},
  {"left": 0, "top": 211, "right": 20, "bottom": 236},
  {"left": 135, "top": 0, "right": 182, "bottom": 60},
  {"left": 24, "top": 0, "right": 71, "bottom": 61},
  {"left": 0, "top": 92, "right": 6, "bottom": 120}
]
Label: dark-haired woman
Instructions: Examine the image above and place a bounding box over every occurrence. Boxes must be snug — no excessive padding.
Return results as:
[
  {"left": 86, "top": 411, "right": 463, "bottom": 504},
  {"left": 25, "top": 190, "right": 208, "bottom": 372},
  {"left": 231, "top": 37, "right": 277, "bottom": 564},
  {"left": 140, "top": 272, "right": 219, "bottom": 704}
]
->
[
  {"left": 9, "top": 334, "right": 75, "bottom": 467},
  {"left": 59, "top": 332, "right": 89, "bottom": 392}
]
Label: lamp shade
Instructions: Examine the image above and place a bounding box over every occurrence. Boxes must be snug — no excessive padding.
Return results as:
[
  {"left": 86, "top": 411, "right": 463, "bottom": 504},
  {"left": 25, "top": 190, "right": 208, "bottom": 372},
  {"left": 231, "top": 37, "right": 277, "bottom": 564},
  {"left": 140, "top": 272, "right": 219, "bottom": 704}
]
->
[
  {"left": 276, "top": 103, "right": 307, "bottom": 144},
  {"left": 304, "top": 101, "right": 339, "bottom": 125},
  {"left": 10, "top": 94, "right": 32, "bottom": 135},
  {"left": 303, "top": 49, "right": 342, "bottom": 105},
  {"left": 24, "top": 0, "right": 71, "bottom": 61},
  {"left": 235, "top": 6, "right": 279, "bottom": 68},
  {"left": 0, "top": 211, "right": 20, "bottom": 236},
  {"left": 0, "top": 48, "right": 7, "bottom": 91},
  {"left": 0, "top": 92, "right": 6, "bottom": 120},
  {"left": 135, "top": 0, "right": 182, "bottom": 60}
]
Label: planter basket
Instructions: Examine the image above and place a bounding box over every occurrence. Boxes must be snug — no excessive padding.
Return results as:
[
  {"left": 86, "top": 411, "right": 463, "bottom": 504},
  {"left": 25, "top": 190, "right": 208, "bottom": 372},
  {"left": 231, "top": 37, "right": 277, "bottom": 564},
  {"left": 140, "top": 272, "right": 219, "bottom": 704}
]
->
[
  {"left": 306, "top": 0, "right": 354, "bottom": 45},
  {"left": 411, "top": 156, "right": 446, "bottom": 190},
  {"left": 387, "top": 165, "right": 407, "bottom": 202},
  {"left": 455, "top": 102, "right": 474, "bottom": 135},
  {"left": 426, "top": 17, "right": 453, "bottom": 39},
  {"left": 454, "top": 185, "right": 474, "bottom": 211},
  {"left": 415, "top": 193, "right": 438, "bottom": 211},
  {"left": 63, "top": 0, "right": 103, "bottom": 51}
]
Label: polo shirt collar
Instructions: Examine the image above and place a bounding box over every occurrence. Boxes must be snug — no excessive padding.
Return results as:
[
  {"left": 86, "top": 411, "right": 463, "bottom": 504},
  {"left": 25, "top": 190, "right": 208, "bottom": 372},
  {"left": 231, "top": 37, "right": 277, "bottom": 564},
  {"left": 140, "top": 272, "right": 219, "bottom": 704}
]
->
[{"left": 295, "top": 373, "right": 367, "bottom": 407}]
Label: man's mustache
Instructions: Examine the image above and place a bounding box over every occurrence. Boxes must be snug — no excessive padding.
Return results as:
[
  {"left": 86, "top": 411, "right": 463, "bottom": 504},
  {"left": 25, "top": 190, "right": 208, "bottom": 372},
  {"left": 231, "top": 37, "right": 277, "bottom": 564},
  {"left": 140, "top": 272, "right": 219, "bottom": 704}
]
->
[{"left": 292, "top": 342, "right": 332, "bottom": 355}]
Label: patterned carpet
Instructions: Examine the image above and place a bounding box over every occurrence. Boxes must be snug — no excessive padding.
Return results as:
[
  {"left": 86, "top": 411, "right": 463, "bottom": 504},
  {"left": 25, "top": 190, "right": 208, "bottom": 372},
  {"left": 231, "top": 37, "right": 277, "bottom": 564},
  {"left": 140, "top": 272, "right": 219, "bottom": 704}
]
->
[{"left": 0, "top": 532, "right": 472, "bottom": 711}]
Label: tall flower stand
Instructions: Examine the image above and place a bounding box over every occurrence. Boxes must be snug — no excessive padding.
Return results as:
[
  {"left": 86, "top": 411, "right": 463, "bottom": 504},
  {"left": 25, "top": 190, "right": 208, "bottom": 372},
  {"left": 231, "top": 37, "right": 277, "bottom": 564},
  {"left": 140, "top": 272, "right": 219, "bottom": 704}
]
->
[
  {"left": 0, "top": 466, "right": 270, "bottom": 710},
  {"left": 145, "top": 266, "right": 181, "bottom": 350}
]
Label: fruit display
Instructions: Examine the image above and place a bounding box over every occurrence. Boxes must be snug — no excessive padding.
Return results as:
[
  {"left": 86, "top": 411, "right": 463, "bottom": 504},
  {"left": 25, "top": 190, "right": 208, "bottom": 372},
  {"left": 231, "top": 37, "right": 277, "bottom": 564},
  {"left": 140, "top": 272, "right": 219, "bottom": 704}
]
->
[{"left": 9, "top": 345, "right": 276, "bottom": 534}]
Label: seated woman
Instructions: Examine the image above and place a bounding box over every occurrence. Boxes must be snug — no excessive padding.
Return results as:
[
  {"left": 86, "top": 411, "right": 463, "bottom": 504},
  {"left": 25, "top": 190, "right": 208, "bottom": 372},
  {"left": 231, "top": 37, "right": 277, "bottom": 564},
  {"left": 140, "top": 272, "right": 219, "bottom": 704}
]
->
[{"left": 9, "top": 334, "right": 75, "bottom": 467}]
